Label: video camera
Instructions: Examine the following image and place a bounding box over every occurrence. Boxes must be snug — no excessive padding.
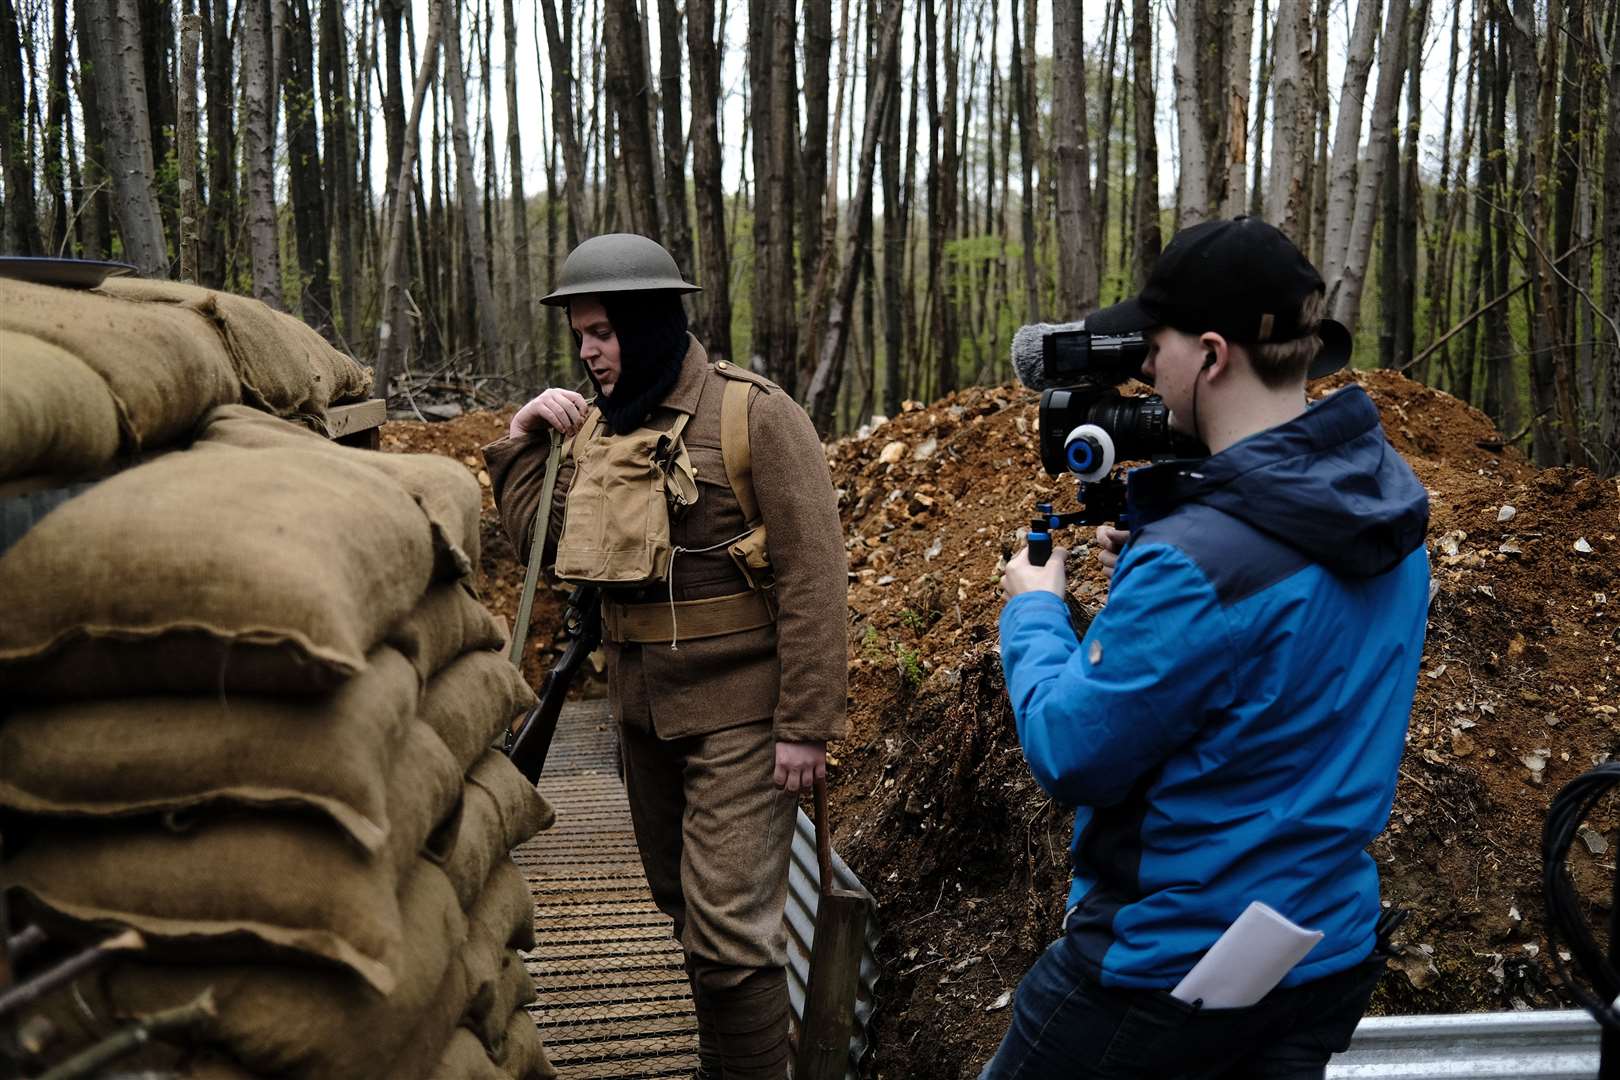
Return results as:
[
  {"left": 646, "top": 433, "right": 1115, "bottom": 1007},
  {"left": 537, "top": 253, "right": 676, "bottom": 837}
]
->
[{"left": 1010, "top": 320, "right": 1207, "bottom": 565}]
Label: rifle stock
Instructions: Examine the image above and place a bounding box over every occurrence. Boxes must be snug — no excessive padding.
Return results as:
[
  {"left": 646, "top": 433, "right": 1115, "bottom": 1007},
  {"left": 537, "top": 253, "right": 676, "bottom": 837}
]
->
[{"left": 505, "top": 585, "right": 602, "bottom": 783}]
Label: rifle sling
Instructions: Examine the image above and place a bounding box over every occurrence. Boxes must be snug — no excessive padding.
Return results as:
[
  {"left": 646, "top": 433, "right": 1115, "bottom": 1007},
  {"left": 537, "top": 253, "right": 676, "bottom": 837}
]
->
[{"left": 507, "top": 431, "right": 564, "bottom": 668}]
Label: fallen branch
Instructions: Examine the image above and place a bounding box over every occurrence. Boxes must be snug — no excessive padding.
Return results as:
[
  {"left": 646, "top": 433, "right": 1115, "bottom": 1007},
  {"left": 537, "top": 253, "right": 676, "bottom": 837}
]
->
[{"left": 38, "top": 990, "right": 216, "bottom": 1080}]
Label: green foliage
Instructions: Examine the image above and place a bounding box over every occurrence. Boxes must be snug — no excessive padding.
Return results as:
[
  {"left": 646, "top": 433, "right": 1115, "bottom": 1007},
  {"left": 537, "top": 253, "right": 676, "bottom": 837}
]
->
[{"left": 895, "top": 643, "right": 924, "bottom": 689}]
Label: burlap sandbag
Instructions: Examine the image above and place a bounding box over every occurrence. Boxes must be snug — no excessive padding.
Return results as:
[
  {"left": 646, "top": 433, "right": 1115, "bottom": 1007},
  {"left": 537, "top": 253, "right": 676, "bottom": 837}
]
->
[
  {"left": 499, "top": 1010, "right": 559, "bottom": 1080},
  {"left": 420, "top": 652, "right": 538, "bottom": 773},
  {"left": 0, "top": 277, "right": 240, "bottom": 452},
  {"left": 379, "top": 943, "right": 476, "bottom": 1080},
  {"left": 0, "top": 329, "right": 125, "bottom": 482},
  {"left": 0, "top": 719, "right": 464, "bottom": 994},
  {"left": 0, "top": 442, "right": 437, "bottom": 699},
  {"left": 197, "top": 404, "right": 481, "bottom": 580},
  {"left": 461, "top": 858, "right": 537, "bottom": 1050},
  {"left": 0, "top": 646, "right": 420, "bottom": 853},
  {"left": 97, "top": 277, "right": 372, "bottom": 421},
  {"left": 386, "top": 581, "right": 510, "bottom": 686},
  {"left": 38, "top": 859, "right": 470, "bottom": 1080},
  {"left": 445, "top": 751, "right": 555, "bottom": 910},
  {"left": 431, "top": 1027, "right": 509, "bottom": 1080}
]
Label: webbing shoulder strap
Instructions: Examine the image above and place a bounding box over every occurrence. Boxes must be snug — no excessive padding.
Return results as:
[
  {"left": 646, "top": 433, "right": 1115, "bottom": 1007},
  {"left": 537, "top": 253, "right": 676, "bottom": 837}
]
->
[{"left": 721, "top": 378, "right": 758, "bottom": 526}]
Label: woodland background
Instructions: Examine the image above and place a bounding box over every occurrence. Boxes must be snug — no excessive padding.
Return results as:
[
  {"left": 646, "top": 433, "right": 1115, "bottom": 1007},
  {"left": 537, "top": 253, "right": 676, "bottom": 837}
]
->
[{"left": 0, "top": 0, "right": 1614, "bottom": 472}]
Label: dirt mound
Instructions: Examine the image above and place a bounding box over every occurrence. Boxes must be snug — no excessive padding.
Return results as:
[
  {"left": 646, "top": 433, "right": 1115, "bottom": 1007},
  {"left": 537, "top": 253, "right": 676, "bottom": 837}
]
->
[
  {"left": 382, "top": 382, "right": 1617, "bottom": 1077},
  {"left": 822, "top": 372, "right": 1618, "bottom": 1077}
]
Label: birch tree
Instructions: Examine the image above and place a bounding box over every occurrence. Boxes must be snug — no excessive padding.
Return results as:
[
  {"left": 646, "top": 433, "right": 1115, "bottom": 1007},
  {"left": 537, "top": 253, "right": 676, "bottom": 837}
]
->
[
  {"left": 240, "top": 0, "right": 281, "bottom": 301},
  {"left": 1173, "top": 0, "right": 1212, "bottom": 225},
  {"left": 1325, "top": 0, "right": 1409, "bottom": 332},
  {"left": 1264, "top": 0, "right": 1313, "bottom": 239}
]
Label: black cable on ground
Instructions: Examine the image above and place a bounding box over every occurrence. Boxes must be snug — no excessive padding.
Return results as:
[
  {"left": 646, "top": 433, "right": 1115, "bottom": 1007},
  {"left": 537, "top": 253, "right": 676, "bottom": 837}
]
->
[{"left": 1542, "top": 762, "right": 1620, "bottom": 1030}]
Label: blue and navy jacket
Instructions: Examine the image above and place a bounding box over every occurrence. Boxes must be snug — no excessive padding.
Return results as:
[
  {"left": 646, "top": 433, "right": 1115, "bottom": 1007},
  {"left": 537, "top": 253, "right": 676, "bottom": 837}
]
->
[{"left": 999, "top": 385, "right": 1430, "bottom": 989}]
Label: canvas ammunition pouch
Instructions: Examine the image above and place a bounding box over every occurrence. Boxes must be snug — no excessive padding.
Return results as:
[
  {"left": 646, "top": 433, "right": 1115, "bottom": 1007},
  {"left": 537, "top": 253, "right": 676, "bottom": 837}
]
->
[
  {"left": 553, "top": 410, "right": 698, "bottom": 585},
  {"left": 555, "top": 365, "right": 779, "bottom": 643}
]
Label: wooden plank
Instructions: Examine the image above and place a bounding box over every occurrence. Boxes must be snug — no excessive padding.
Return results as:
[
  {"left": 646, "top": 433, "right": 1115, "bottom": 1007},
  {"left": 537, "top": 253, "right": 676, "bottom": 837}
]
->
[{"left": 326, "top": 399, "right": 386, "bottom": 441}]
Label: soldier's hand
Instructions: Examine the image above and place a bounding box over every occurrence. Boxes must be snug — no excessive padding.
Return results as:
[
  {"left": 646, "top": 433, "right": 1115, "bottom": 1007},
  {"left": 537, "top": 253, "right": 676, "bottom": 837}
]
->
[
  {"left": 773, "top": 740, "right": 827, "bottom": 795},
  {"left": 1001, "top": 545, "right": 1068, "bottom": 598},
  {"left": 1093, "top": 525, "right": 1129, "bottom": 579},
  {"left": 510, "top": 388, "right": 589, "bottom": 438}
]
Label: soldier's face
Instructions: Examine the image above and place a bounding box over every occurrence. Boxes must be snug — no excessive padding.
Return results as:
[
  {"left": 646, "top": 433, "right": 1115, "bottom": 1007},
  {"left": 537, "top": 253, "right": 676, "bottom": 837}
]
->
[{"left": 571, "top": 296, "right": 622, "bottom": 396}]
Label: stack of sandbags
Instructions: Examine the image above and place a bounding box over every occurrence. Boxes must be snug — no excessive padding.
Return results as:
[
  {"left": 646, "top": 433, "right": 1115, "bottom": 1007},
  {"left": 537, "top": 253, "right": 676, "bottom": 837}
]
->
[
  {"left": 0, "top": 276, "right": 371, "bottom": 487},
  {"left": 0, "top": 405, "right": 554, "bottom": 1078}
]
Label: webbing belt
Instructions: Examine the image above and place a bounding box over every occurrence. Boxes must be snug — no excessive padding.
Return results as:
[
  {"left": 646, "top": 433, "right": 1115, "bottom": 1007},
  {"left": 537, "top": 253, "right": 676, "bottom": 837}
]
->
[{"left": 600, "top": 589, "right": 774, "bottom": 645}]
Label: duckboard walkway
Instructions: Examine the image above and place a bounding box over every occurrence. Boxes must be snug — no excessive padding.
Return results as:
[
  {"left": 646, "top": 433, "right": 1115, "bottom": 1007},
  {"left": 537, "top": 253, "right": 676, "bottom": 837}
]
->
[{"left": 515, "top": 698, "right": 699, "bottom": 1078}]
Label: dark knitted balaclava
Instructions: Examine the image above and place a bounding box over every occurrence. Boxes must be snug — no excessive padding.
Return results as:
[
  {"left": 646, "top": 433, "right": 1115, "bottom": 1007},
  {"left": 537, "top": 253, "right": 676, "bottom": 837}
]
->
[{"left": 580, "top": 291, "right": 690, "bottom": 435}]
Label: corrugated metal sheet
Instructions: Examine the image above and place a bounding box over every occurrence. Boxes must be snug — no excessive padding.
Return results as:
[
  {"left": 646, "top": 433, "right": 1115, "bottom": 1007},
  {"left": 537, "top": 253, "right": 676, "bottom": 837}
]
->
[
  {"left": 784, "top": 807, "right": 882, "bottom": 1080},
  {"left": 1327, "top": 1009, "right": 1601, "bottom": 1079}
]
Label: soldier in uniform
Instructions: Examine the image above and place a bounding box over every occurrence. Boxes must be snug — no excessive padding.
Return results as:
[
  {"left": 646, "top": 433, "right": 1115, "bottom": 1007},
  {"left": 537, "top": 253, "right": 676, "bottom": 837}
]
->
[{"left": 483, "top": 234, "right": 848, "bottom": 1080}]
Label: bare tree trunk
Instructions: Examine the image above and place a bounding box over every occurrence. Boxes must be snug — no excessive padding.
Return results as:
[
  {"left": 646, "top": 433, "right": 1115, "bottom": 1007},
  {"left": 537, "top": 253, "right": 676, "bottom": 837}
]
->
[
  {"left": 934, "top": 0, "right": 960, "bottom": 393},
  {"left": 443, "top": 1, "right": 502, "bottom": 363},
  {"left": 1319, "top": 0, "right": 1380, "bottom": 288},
  {"left": 1420, "top": 1, "right": 1468, "bottom": 385},
  {"left": 880, "top": 0, "right": 904, "bottom": 412},
  {"left": 537, "top": 0, "right": 588, "bottom": 240},
  {"left": 686, "top": 0, "right": 731, "bottom": 357},
  {"left": 1132, "top": 0, "right": 1161, "bottom": 288},
  {"left": 1307, "top": 0, "right": 1329, "bottom": 261},
  {"left": 805, "top": 0, "right": 903, "bottom": 432},
  {"left": 241, "top": 0, "right": 283, "bottom": 303},
  {"left": 800, "top": 0, "right": 833, "bottom": 292},
  {"left": 1094, "top": 0, "right": 1123, "bottom": 254},
  {"left": 602, "top": 0, "right": 660, "bottom": 237},
  {"left": 1222, "top": 0, "right": 1255, "bottom": 217},
  {"left": 1393, "top": 0, "right": 1429, "bottom": 369},
  {"left": 1011, "top": 0, "right": 1041, "bottom": 319},
  {"left": 504, "top": 0, "right": 535, "bottom": 371},
  {"left": 284, "top": 0, "right": 332, "bottom": 332},
  {"left": 1, "top": 0, "right": 41, "bottom": 254},
  {"left": 1326, "top": 0, "right": 1409, "bottom": 333},
  {"left": 1173, "top": 0, "right": 1211, "bottom": 226},
  {"left": 1052, "top": 0, "right": 1099, "bottom": 312},
  {"left": 655, "top": 0, "right": 693, "bottom": 295},
  {"left": 1264, "top": 0, "right": 1313, "bottom": 239},
  {"left": 1602, "top": 0, "right": 1620, "bottom": 471},
  {"left": 43, "top": 0, "right": 70, "bottom": 254},
  {"left": 80, "top": 0, "right": 167, "bottom": 275},
  {"left": 177, "top": 7, "right": 202, "bottom": 279},
  {"left": 375, "top": 0, "right": 440, "bottom": 396},
  {"left": 1249, "top": 0, "right": 1271, "bottom": 216},
  {"left": 321, "top": 0, "right": 357, "bottom": 335}
]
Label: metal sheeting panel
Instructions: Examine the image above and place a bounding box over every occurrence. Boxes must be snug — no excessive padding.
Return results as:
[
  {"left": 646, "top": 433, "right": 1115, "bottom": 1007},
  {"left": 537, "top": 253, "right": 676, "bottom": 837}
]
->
[
  {"left": 1327, "top": 1009, "right": 1601, "bottom": 1079},
  {"left": 784, "top": 809, "right": 883, "bottom": 1080}
]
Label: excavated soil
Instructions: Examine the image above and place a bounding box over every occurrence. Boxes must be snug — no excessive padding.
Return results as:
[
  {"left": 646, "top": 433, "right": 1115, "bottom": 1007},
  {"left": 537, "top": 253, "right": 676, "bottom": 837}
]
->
[{"left": 388, "top": 371, "right": 1618, "bottom": 1078}]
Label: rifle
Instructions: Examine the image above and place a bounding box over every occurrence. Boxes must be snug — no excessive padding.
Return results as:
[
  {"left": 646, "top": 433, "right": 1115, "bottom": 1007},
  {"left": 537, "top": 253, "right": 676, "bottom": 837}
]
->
[{"left": 505, "top": 584, "right": 602, "bottom": 784}]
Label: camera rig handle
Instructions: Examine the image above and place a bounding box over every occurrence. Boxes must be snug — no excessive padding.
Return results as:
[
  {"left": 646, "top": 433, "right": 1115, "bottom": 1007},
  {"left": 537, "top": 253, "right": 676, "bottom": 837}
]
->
[{"left": 1027, "top": 478, "right": 1130, "bottom": 567}]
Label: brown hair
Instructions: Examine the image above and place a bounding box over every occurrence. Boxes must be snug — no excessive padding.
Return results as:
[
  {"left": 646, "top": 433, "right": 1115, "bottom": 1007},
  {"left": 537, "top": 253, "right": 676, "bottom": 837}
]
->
[{"left": 1247, "top": 289, "right": 1325, "bottom": 388}]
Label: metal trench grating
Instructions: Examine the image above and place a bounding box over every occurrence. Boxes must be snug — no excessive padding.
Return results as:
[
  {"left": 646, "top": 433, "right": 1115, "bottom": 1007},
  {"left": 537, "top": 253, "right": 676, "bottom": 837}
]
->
[{"left": 518, "top": 698, "right": 699, "bottom": 1078}]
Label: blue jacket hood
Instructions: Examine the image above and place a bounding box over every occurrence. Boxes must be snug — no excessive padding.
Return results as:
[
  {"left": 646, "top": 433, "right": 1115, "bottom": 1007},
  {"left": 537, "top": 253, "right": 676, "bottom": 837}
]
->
[{"left": 1126, "top": 385, "right": 1430, "bottom": 578}]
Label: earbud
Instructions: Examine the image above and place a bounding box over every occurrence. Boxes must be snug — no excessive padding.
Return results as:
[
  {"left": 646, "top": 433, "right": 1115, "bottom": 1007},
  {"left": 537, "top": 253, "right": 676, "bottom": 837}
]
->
[{"left": 1202, "top": 351, "right": 1216, "bottom": 370}]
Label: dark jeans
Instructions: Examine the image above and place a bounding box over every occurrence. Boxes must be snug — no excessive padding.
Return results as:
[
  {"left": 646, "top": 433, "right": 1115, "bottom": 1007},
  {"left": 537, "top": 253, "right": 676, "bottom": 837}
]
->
[{"left": 979, "top": 930, "right": 1385, "bottom": 1080}]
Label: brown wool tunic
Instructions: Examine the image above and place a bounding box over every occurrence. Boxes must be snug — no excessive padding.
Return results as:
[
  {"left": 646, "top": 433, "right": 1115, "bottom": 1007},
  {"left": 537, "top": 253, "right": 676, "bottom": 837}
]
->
[{"left": 482, "top": 336, "right": 848, "bottom": 744}]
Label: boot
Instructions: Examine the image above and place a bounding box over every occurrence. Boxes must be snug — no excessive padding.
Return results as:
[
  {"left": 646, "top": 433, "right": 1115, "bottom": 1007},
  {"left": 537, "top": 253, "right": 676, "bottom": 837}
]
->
[{"left": 695, "top": 966, "right": 789, "bottom": 1080}]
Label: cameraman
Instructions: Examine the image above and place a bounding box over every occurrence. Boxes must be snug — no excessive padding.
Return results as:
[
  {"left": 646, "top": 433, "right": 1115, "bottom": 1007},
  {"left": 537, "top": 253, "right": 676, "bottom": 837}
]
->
[{"left": 988, "top": 217, "right": 1430, "bottom": 1079}]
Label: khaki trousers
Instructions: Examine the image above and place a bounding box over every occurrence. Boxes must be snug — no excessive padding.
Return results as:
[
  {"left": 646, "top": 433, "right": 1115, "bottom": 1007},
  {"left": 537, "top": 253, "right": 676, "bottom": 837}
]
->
[{"left": 619, "top": 717, "right": 798, "bottom": 988}]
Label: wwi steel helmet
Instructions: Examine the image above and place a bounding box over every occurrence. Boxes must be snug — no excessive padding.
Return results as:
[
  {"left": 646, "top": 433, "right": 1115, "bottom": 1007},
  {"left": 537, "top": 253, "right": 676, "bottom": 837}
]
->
[{"left": 540, "top": 233, "right": 701, "bottom": 307}]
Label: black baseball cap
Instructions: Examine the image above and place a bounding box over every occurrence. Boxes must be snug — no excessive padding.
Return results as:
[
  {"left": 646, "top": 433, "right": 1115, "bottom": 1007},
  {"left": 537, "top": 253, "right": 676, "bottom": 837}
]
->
[{"left": 1087, "top": 216, "right": 1351, "bottom": 379}]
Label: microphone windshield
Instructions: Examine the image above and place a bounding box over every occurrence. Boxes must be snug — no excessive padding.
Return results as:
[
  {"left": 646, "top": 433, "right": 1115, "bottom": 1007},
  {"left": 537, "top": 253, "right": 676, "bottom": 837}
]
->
[{"left": 1010, "top": 320, "right": 1087, "bottom": 391}]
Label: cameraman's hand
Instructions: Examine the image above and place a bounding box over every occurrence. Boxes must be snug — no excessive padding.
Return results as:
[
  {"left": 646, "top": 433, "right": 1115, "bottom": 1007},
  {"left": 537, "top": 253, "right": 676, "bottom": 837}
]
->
[
  {"left": 1093, "top": 526, "right": 1129, "bottom": 579},
  {"left": 510, "top": 388, "right": 589, "bottom": 439},
  {"left": 1002, "top": 546, "right": 1068, "bottom": 598}
]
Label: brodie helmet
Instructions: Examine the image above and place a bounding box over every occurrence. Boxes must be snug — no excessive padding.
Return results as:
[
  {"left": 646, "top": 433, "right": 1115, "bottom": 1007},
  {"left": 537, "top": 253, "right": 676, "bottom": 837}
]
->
[{"left": 539, "top": 233, "right": 701, "bottom": 307}]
